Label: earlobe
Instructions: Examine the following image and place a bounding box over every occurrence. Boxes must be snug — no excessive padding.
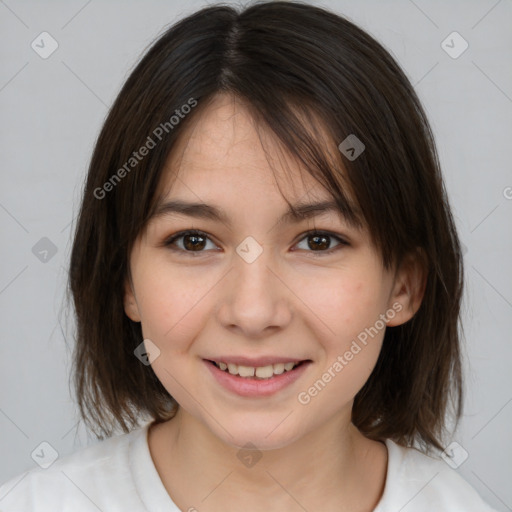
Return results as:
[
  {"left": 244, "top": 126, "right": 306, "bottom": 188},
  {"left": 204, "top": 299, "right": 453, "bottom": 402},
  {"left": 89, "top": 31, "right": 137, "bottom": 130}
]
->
[
  {"left": 386, "top": 249, "right": 428, "bottom": 327},
  {"left": 123, "top": 279, "right": 141, "bottom": 322}
]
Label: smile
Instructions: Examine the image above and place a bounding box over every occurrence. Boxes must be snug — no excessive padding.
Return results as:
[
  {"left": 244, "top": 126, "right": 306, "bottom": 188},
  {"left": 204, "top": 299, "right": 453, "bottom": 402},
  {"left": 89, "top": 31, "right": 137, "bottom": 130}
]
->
[
  {"left": 204, "top": 358, "right": 311, "bottom": 397},
  {"left": 210, "top": 360, "right": 302, "bottom": 379}
]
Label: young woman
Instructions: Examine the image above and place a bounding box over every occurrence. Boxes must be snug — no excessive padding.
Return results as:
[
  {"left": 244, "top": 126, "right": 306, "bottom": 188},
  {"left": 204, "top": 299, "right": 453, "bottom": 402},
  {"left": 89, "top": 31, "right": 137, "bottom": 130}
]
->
[{"left": 0, "top": 2, "right": 497, "bottom": 510}]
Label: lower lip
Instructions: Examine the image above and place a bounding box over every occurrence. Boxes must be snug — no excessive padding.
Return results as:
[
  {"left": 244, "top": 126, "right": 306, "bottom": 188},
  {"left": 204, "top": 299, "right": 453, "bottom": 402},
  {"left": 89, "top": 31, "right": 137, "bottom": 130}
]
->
[{"left": 204, "top": 360, "right": 311, "bottom": 397}]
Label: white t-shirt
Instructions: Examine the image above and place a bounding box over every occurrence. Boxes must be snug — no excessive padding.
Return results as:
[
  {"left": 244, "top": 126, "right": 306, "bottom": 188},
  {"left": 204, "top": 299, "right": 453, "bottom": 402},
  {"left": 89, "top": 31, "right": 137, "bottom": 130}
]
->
[{"left": 0, "top": 421, "right": 497, "bottom": 511}]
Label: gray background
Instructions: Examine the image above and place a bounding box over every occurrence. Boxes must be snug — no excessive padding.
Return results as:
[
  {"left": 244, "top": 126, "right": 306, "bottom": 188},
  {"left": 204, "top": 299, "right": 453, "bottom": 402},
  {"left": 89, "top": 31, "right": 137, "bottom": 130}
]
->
[{"left": 0, "top": 0, "right": 511, "bottom": 510}]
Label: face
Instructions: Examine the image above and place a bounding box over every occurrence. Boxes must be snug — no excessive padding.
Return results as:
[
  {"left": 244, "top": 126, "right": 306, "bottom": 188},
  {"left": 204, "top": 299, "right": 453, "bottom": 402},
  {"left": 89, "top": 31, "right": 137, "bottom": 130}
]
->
[{"left": 124, "top": 93, "right": 419, "bottom": 450}]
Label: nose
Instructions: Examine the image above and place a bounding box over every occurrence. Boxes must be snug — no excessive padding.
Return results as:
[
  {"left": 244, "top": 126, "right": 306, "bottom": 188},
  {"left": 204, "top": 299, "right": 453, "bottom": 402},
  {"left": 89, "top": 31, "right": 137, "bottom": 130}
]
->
[{"left": 216, "top": 242, "right": 293, "bottom": 339}]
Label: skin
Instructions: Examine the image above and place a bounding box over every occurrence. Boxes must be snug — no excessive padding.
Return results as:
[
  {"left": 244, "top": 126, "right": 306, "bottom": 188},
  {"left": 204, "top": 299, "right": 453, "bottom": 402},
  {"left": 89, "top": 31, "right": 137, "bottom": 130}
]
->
[{"left": 124, "top": 93, "right": 426, "bottom": 512}]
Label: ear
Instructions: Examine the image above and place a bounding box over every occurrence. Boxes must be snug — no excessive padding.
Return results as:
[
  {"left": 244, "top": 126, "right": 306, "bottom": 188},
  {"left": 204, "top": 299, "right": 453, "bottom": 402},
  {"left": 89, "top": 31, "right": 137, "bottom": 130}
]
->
[
  {"left": 123, "top": 277, "right": 141, "bottom": 323},
  {"left": 386, "top": 248, "right": 428, "bottom": 327}
]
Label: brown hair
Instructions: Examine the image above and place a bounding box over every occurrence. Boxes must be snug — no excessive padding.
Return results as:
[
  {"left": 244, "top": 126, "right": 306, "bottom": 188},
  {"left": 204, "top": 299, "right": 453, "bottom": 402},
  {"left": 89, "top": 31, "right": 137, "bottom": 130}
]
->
[{"left": 68, "top": 0, "right": 463, "bottom": 453}]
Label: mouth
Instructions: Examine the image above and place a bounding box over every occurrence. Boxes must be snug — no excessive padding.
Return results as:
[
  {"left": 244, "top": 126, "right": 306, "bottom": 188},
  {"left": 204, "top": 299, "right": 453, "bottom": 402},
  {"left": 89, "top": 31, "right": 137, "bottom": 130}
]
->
[
  {"left": 206, "top": 359, "right": 307, "bottom": 380},
  {"left": 204, "top": 358, "right": 312, "bottom": 397}
]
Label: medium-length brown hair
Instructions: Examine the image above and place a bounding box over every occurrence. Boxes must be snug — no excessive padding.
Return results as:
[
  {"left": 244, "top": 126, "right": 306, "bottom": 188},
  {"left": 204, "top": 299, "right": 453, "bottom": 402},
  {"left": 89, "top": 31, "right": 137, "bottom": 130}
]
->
[{"left": 68, "top": 0, "right": 463, "bottom": 452}]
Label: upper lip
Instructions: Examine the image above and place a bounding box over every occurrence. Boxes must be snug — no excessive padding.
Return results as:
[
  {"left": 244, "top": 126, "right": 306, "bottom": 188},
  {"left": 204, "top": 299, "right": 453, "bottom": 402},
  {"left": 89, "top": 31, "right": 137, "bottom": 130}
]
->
[{"left": 205, "top": 356, "right": 309, "bottom": 367}]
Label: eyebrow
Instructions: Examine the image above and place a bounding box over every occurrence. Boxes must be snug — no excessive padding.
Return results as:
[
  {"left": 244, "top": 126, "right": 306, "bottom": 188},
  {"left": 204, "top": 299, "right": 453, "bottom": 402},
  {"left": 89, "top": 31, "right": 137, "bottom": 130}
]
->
[{"left": 150, "top": 197, "right": 362, "bottom": 230}]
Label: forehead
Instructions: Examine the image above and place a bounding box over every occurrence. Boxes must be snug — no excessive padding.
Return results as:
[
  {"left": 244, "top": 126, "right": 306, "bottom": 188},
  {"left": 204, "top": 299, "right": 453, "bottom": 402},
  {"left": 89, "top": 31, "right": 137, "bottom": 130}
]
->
[
  {"left": 158, "top": 93, "right": 353, "bottom": 213},
  {"left": 164, "top": 94, "right": 311, "bottom": 194}
]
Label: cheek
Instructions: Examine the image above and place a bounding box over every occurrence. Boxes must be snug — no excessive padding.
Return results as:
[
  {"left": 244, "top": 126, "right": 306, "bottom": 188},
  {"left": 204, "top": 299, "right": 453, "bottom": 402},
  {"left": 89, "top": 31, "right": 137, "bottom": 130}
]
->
[
  {"left": 132, "top": 261, "right": 213, "bottom": 347},
  {"left": 133, "top": 263, "right": 214, "bottom": 404},
  {"left": 295, "top": 271, "right": 387, "bottom": 399},
  {"left": 298, "top": 268, "right": 385, "bottom": 345}
]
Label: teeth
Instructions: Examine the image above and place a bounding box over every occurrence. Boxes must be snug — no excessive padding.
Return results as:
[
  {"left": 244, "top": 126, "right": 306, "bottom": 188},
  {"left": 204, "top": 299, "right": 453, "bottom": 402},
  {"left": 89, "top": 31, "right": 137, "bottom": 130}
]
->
[
  {"left": 214, "top": 360, "right": 301, "bottom": 379},
  {"left": 273, "top": 363, "right": 285, "bottom": 375},
  {"left": 238, "top": 365, "right": 255, "bottom": 377},
  {"left": 255, "top": 365, "right": 274, "bottom": 378}
]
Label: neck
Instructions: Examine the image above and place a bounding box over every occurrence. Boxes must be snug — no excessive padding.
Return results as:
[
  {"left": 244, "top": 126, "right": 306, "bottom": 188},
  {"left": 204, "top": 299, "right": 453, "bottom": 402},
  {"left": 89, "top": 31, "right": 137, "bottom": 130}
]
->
[{"left": 148, "top": 407, "right": 387, "bottom": 512}]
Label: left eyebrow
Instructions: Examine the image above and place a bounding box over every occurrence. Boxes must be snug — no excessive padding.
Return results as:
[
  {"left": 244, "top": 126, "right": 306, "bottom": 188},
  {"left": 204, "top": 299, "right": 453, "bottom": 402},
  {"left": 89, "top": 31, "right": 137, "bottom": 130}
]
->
[{"left": 150, "top": 198, "right": 363, "bottom": 229}]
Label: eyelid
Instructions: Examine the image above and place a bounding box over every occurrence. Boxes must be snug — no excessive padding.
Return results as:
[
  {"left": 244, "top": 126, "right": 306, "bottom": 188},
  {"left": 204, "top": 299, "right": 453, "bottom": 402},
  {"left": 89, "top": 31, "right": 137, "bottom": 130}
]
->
[{"left": 162, "top": 228, "right": 350, "bottom": 256}]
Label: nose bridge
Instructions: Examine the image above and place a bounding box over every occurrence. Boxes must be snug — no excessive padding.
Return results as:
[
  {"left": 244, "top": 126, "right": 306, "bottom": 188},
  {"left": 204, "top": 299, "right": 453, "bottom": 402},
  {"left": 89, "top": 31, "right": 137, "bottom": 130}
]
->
[
  {"left": 217, "top": 236, "right": 291, "bottom": 335},
  {"left": 236, "top": 237, "right": 273, "bottom": 293}
]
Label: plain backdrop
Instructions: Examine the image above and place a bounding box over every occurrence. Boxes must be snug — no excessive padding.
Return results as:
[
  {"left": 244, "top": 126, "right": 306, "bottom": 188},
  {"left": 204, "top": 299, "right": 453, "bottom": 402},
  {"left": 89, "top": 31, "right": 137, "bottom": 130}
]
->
[{"left": 0, "top": 0, "right": 511, "bottom": 510}]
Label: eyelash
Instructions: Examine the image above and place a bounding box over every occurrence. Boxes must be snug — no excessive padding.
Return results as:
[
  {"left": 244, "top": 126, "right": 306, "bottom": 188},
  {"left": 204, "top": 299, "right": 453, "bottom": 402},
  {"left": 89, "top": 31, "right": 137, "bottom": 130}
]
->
[{"left": 162, "top": 229, "right": 349, "bottom": 257}]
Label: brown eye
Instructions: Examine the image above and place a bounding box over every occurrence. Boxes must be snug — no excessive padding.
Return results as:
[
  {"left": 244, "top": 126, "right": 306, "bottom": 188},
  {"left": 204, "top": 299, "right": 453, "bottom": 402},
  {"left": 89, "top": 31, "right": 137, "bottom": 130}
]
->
[
  {"left": 307, "top": 234, "right": 330, "bottom": 250},
  {"left": 294, "top": 231, "right": 349, "bottom": 254},
  {"left": 164, "top": 230, "right": 216, "bottom": 254},
  {"left": 182, "top": 233, "right": 207, "bottom": 251}
]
